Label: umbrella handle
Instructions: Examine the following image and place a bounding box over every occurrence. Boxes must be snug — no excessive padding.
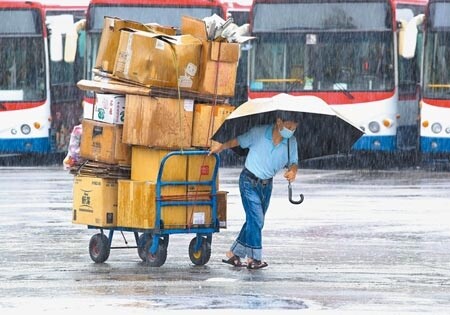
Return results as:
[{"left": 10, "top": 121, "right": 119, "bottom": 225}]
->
[{"left": 288, "top": 182, "right": 304, "bottom": 205}]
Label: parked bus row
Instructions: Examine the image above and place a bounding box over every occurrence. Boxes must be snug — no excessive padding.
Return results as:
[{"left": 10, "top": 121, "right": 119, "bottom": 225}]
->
[{"left": 1, "top": 0, "right": 448, "bottom": 166}]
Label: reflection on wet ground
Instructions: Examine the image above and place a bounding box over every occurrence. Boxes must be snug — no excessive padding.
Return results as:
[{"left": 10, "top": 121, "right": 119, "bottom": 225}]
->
[{"left": 0, "top": 167, "right": 450, "bottom": 313}]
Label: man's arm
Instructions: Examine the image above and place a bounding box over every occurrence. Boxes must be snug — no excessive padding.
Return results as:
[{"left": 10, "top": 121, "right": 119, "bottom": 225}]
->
[{"left": 209, "top": 138, "right": 239, "bottom": 155}]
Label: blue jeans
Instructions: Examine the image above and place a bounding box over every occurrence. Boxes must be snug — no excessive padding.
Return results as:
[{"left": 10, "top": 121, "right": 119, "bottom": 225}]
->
[{"left": 230, "top": 168, "right": 273, "bottom": 261}]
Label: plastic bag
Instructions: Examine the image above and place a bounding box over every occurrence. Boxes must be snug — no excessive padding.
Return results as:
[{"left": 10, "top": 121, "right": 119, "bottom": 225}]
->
[{"left": 63, "top": 124, "right": 83, "bottom": 170}]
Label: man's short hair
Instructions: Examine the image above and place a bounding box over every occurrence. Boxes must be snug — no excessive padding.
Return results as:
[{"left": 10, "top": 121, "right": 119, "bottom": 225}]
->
[{"left": 278, "top": 111, "right": 298, "bottom": 122}]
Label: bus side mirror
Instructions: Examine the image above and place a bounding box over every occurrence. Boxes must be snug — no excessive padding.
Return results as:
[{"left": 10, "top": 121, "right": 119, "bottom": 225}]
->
[
  {"left": 64, "top": 19, "right": 86, "bottom": 63},
  {"left": 398, "top": 14, "right": 425, "bottom": 59}
]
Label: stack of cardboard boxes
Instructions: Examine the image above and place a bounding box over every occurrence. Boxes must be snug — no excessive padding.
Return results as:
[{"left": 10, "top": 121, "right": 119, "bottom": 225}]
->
[{"left": 72, "top": 15, "right": 239, "bottom": 230}]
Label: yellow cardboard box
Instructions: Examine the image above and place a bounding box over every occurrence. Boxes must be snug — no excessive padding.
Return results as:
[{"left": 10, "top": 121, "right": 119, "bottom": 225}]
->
[
  {"left": 181, "top": 16, "right": 240, "bottom": 96},
  {"left": 130, "top": 146, "right": 187, "bottom": 197},
  {"left": 72, "top": 176, "right": 118, "bottom": 227},
  {"left": 122, "top": 95, "right": 193, "bottom": 149},
  {"left": 95, "top": 16, "right": 176, "bottom": 73},
  {"left": 118, "top": 180, "right": 187, "bottom": 229},
  {"left": 191, "top": 103, "right": 235, "bottom": 147},
  {"left": 187, "top": 154, "right": 219, "bottom": 192},
  {"left": 217, "top": 191, "right": 228, "bottom": 228},
  {"left": 113, "top": 29, "right": 202, "bottom": 90},
  {"left": 80, "top": 119, "right": 131, "bottom": 165},
  {"left": 186, "top": 190, "right": 228, "bottom": 228}
]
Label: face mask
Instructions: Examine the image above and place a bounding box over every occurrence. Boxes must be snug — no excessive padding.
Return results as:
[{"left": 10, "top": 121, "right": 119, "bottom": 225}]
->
[{"left": 280, "top": 126, "right": 295, "bottom": 139}]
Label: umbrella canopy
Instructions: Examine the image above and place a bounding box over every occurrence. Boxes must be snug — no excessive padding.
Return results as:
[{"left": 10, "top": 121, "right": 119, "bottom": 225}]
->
[{"left": 212, "top": 93, "right": 364, "bottom": 161}]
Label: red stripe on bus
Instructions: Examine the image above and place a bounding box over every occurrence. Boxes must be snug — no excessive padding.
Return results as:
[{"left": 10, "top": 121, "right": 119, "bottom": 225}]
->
[
  {"left": 422, "top": 98, "right": 450, "bottom": 108},
  {"left": 0, "top": 102, "right": 45, "bottom": 111},
  {"left": 248, "top": 91, "right": 395, "bottom": 105}
]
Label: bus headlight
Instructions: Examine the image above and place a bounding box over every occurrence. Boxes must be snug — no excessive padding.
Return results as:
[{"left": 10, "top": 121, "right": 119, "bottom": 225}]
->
[
  {"left": 431, "top": 123, "right": 442, "bottom": 134},
  {"left": 11, "top": 128, "right": 17, "bottom": 135},
  {"left": 21, "top": 124, "right": 31, "bottom": 135},
  {"left": 446, "top": 127, "right": 450, "bottom": 134},
  {"left": 382, "top": 119, "right": 393, "bottom": 128},
  {"left": 368, "top": 121, "right": 380, "bottom": 133}
]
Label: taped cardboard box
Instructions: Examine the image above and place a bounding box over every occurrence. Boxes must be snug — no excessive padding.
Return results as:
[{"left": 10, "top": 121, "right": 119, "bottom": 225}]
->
[
  {"left": 72, "top": 175, "right": 118, "bottom": 227},
  {"left": 192, "top": 103, "right": 235, "bottom": 147},
  {"left": 95, "top": 16, "right": 176, "bottom": 73},
  {"left": 80, "top": 119, "right": 131, "bottom": 165},
  {"left": 122, "top": 95, "right": 193, "bottom": 149},
  {"left": 117, "top": 180, "right": 186, "bottom": 229},
  {"left": 181, "top": 16, "right": 240, "bottom": 96},
  {"left": 113, "top": 30, "right": 202, "bottom": 90}
]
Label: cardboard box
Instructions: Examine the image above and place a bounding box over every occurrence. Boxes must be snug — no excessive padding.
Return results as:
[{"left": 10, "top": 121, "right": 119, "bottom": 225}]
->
[
  {"left": 187, "top": 191, "right": 212, "bottom": 227},
  {"left": 122, "top": 95, "right": 193, "bottom": 149},
  {"left": 217, "top": 191, "right": 228, "bottom": 229},
  {"left": 187, "top": 154, "right": 219, "bottom": 192},
  {"left": 186, "top": 190, "right": 227, "bottom": 228},
  {"left": 113, "top": 30, "right": 202, "bottom": 90},
  {"left": 93, "top": 93, "right": 126, "bottom": 125},
  {"left": 95, "top": 16, "right": 176, "bottom": 73},
  {"left": 80, "top": 119, "right": 131, "bottom": 165},
  {"left": 181, "top": 16, "right": 240, "bottom": 96},
  {"left": 192, "top": 103, "right": 235, "bottom": 147},
  {"left": 72, "top": 176, "right": 118, "bottom": 227},
  {"left": 130, "top": 146, "right": 187, "bottom": 196},
  {"left": 117, "top": 180, "right": 187, "bottom": 229}
]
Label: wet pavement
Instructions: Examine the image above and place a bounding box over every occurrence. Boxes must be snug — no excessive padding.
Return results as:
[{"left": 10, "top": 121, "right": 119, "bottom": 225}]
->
[{"left": 0, "top": 166, "right": 450, "bottom": 314}]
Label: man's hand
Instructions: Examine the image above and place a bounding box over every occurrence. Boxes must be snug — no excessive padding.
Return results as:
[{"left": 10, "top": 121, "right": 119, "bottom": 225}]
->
[
  {"left": 209, "top": 143, "right": 224, "bottom": 155},
  {"left": 284, "top": 164, "right": 298, "bottom": 182}
]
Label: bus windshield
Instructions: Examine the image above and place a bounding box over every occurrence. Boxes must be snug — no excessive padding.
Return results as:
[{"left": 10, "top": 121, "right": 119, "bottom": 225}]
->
[
  {"left": 249, "top": 31, "right": 395, "bottom": 93},
  {"left": 423, "top": 30, "right": 450, "bottom": 99},
  {"left": 0, "top": 37, "right": 46, "bottom": 102},
  {"left": 88, "top": 5, "right": 222, "bottom": 30},
  {"left": 0, "top": 9, "right": 46, "bottom": 102},
  {"left": 423, "top": 2, "right": 450, "bottom": 99}
]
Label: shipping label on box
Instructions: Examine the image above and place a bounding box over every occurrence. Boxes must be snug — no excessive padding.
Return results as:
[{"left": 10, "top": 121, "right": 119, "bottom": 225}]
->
[
  {"left": 113, "top": 30, "right": 201, "bottom": 90},
  {"left": 123, "top": 95, "right": 193, "bottom": 149},
  {"left": 94, "top": 93, "right": 126, "bottom": 124},
  {"left": 72, "top": 176, "right": 118, "bottom": 227},
  {"left": 83, "top": 100, "right": 94, "bottom": 120}
]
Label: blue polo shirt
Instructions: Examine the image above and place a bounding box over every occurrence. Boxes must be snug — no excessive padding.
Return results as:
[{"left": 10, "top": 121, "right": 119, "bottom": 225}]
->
[{"left": 237, "top": 124, "right": 298, "bottom": 180}]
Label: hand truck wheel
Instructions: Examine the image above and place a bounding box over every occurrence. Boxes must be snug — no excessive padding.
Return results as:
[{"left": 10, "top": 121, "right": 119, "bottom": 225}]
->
[
  {"left": 89, "top": 233, "right": 110, "bottom": 263},
  {"left": 188, "top": 236, "right": 211, "bottom": 266}
]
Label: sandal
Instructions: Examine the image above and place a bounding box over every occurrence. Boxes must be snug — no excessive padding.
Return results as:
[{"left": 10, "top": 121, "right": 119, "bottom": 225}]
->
[
  {"left": 247, "top": 260, "right": 268, "bottom": 270},
  {"left": 222, "top": 255, "right": 246, "bottom": 267}
]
